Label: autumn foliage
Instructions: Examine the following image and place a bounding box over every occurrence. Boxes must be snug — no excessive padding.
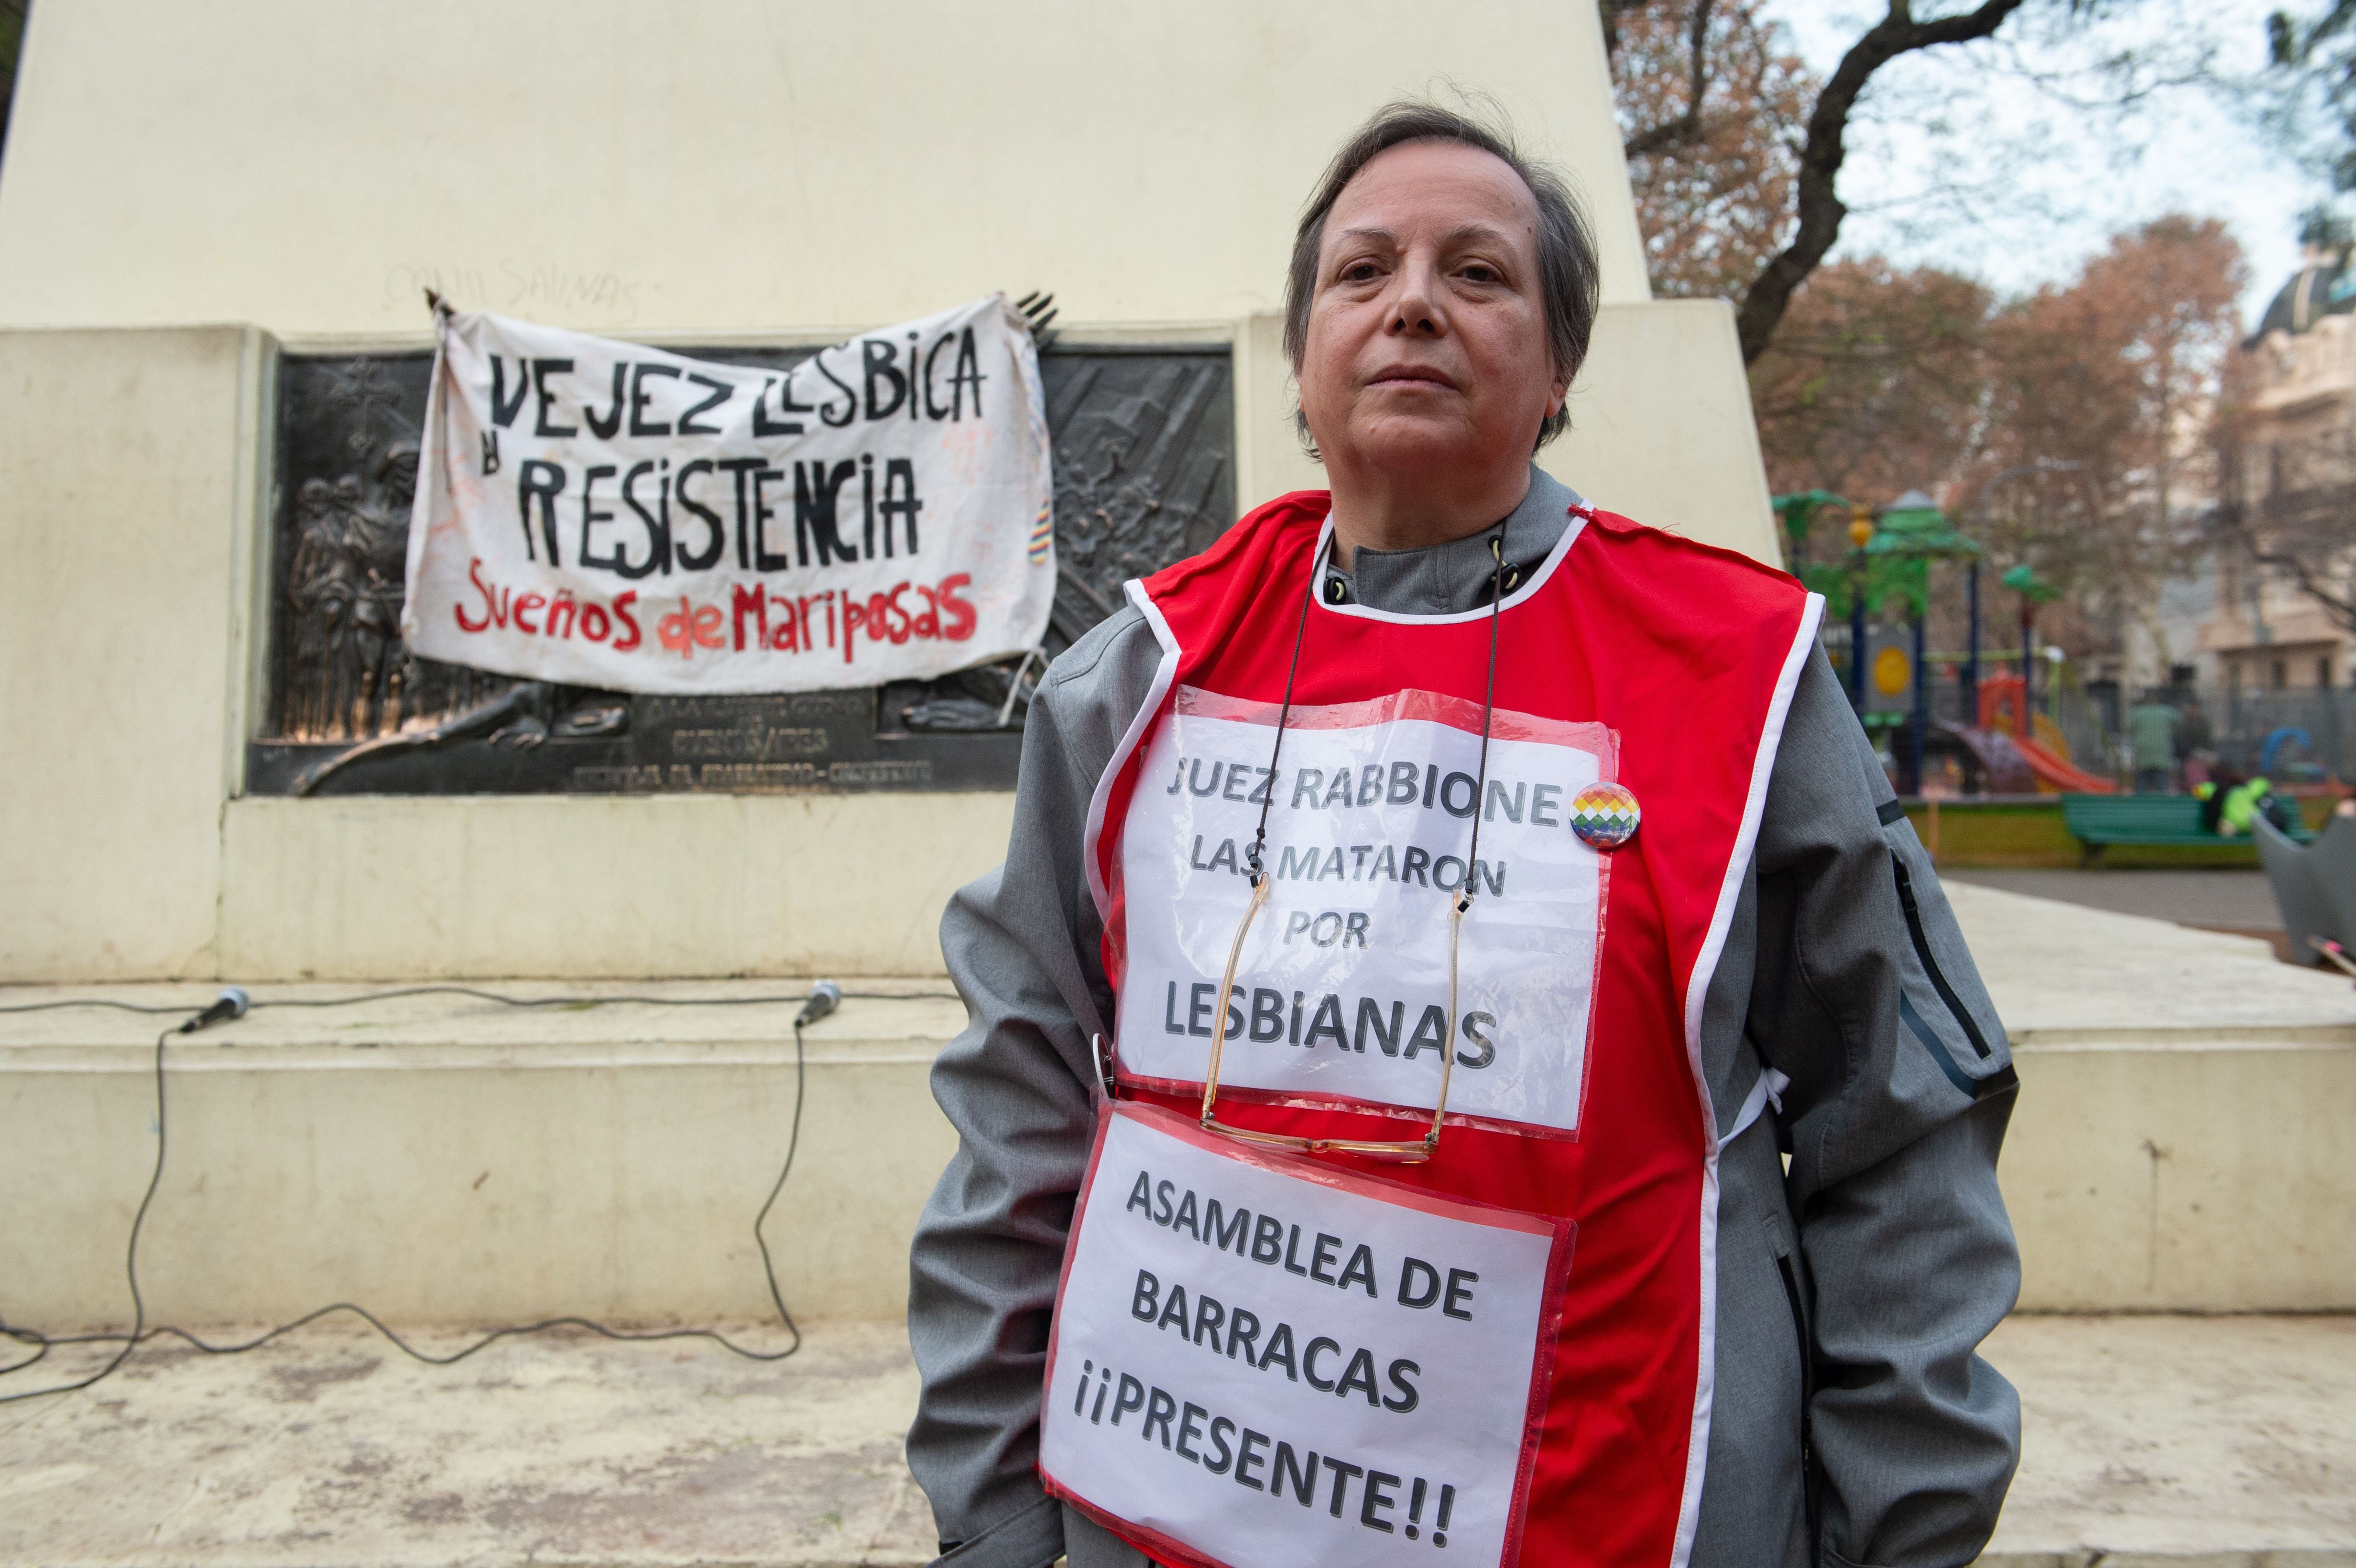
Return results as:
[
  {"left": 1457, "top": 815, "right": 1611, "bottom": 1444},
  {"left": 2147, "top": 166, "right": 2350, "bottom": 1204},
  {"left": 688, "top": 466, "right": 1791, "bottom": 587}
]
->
[
  {"left": 1609, "top": 4, "right": 2250, "bottom": 670},
  {"left": 1610, "top": 0, "right": 1814, "bottom": 303},
  {"left": 1752, "top": 220, "right": 2245, "bottom": 665},
  {"left": 1749, "top": 260, "right": 1994, "bottom": 506}
]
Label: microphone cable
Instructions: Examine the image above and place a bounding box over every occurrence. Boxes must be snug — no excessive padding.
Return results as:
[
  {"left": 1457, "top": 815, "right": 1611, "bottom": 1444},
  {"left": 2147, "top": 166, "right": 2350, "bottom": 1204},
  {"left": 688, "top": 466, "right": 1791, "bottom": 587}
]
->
[
  {"left": 0, "top": 984, "right": 952, "bottom": 1017},
  {"left": 0, "top": 980, "right": 958, "bottom": 1405}
]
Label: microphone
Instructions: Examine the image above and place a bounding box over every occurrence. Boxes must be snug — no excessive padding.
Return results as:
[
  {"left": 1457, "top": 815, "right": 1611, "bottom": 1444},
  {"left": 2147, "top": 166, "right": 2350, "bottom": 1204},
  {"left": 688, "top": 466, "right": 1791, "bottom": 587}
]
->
[
  {"left": 796, "top": 980, "right": 841, "bottom": 1029},
  {"left": 181, "top": 986, "right": 250, "bottom": 1034}
]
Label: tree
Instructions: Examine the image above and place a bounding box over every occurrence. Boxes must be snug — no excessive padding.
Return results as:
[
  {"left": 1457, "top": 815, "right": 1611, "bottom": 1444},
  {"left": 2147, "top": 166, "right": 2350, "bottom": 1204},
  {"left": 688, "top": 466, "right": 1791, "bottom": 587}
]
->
[
  {"left": 0, "top": 2, "right": 25, "bottom": 164},
  {"left": 1744, "top": 218, "right": 2246, "bottom": 675},
  {"left": 1972, "top": 217, "right": 2246, "bottom": 669},
  {"left": 1750, "top": 258, "right": 1994, "bottom": 505},
  {"left": 1608, "top": 0, "right": 1817, "bottom": 302},
  {"left": 1607, "top": 0, "right": 2095, "bottom": 364},
  {"left": 2267, "top": 1, "right": 2356, "bottom": 189}
]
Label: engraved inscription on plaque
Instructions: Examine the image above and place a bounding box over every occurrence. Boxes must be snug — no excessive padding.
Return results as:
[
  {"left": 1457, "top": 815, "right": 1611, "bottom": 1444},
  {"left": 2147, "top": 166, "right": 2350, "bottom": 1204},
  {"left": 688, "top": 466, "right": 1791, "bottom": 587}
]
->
[{"left": 248, "top": 342, "right": 1236, "bottom": 796}]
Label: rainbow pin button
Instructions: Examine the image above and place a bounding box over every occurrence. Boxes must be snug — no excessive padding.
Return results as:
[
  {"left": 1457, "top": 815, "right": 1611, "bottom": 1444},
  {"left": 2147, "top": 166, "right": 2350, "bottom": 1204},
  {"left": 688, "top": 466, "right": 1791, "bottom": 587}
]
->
[{"left": 1569, "top": 782, "right": 1641, "bottom": 851}]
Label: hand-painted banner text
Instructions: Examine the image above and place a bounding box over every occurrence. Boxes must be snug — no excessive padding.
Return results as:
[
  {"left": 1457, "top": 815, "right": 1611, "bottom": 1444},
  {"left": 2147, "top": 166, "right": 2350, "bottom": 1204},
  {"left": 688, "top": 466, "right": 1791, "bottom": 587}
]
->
[{"left": 402, "top": 295, "right": 1054, "bottom": 693}]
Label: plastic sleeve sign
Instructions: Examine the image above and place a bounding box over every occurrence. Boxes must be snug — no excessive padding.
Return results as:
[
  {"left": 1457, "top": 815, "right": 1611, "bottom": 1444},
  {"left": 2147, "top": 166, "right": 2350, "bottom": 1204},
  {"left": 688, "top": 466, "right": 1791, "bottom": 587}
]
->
[{"left": 1040, "top": 1102, "right": 1573, "bottom": 1568}]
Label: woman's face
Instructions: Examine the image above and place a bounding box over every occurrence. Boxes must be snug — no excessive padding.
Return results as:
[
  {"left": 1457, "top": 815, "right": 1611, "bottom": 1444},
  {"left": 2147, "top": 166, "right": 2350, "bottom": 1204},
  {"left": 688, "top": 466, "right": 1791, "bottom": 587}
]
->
[{"left": 1298, "top": 140, "right": 1565, "bottom": 483}]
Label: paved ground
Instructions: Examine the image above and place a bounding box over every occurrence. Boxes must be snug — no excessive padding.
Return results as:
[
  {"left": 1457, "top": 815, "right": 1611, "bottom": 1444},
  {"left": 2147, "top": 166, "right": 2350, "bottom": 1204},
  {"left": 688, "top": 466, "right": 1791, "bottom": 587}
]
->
[
  {"left": 1943, "top": 868, "right": 2283, "bottom": 931},
  {"left": 1941, "top": 879, "right": 2355, "bottom": 1045},
  {"left": 0, "top": 1320, "right": 933, "bottom": 1568},
  {"left": 2, "top": 1315, "right": 2350, "bottom": 1567},
  {"left": 1990, "top": 1315, "right": 2356, "bottom": 1565},
  {"left": 1944, "top": 867, "right": 2319, "bottom": 964}
]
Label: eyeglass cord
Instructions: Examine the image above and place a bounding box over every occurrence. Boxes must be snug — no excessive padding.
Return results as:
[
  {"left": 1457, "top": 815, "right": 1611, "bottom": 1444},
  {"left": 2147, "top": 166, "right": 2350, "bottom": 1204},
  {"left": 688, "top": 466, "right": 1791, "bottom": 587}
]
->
[
  {"left": 1462, "top": 531, "right": 1508, "bottom": 906},
  {"left": 1244, "top": 565, "right": 1318, "bottom": 887},
  {"left": 1244, "top": 512, "right": 1513, "bottom": 902}
]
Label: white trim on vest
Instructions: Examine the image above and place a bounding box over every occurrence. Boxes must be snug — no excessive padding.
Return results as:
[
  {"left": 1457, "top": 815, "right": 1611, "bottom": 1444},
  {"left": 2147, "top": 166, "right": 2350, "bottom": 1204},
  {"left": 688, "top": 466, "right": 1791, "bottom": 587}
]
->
[
  {"left": 1082, "top": 579, "right": 1181, "bottom": 925},
  {"left": 1308, "top": 504, "right": 1591, "bottom": 627},
  {"left": 1724, "top": 1067, "right": 1792, "bottom": 1145},
  {"left": 1669, "top": 590, "right": 1827, "bottom": 1568}
]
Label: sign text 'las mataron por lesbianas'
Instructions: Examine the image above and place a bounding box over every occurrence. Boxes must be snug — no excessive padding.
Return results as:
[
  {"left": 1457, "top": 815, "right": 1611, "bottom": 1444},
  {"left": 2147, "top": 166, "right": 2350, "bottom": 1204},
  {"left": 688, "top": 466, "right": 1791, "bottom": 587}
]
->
[{"left": 402, "top": 295, "right": 1055, "bottom": 694}]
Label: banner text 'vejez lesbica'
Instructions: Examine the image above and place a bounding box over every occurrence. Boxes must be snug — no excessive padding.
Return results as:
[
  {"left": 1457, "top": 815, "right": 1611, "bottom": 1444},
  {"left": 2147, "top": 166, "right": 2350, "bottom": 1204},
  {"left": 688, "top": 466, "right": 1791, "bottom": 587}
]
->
[
  {"left": 453, "top": 328, "right": 1000, "bottom": 664},
  {"left": 407, "top": 299, "right": 1052, "bottom": 692},
  {"left": 475, "top": 330, "right": 986, "bottom": 577}
]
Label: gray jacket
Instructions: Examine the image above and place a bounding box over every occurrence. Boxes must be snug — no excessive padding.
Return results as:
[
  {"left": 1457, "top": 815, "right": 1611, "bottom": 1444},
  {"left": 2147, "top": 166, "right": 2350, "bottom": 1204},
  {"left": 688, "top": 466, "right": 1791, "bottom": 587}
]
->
[{"left": 907, "top": 469, "right": 2020, "bottom": 1568}]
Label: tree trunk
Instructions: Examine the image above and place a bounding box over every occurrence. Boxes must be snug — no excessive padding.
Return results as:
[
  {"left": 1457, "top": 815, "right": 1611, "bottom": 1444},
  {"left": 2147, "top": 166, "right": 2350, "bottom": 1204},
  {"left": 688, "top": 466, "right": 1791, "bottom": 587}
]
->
[{"left": 1735, "top": 0, "right": 2029, "bottom": 365}]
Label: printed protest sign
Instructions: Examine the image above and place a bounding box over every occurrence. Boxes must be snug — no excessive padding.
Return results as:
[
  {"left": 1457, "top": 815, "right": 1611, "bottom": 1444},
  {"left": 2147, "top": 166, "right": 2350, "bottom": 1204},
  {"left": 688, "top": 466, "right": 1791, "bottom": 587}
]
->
[
  {"left": 401, "top": 295, "right": 1054, "bottom": 693},
  {"left": 1113, "top": 688, "right": 1613, "bottom": 1138},
  {"left": 1041, "top": 1102, "right": 1570, "bottom": 1568}
]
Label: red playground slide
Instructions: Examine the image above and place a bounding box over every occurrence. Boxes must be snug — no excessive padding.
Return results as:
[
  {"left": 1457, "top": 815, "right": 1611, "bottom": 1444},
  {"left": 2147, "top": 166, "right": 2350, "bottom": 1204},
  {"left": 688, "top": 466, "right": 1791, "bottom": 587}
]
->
[
  {"left": 2011, "top": 733, "right": 2116, "bottom": 794},
  {"left": 1974, "top": 675, "right": 2118, "bottom": 793}
]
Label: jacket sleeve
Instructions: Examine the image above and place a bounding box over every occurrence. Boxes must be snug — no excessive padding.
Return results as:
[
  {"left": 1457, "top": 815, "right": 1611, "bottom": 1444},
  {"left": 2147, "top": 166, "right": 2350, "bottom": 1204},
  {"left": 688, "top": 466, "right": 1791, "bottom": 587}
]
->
[
  {"left": 904, "top": 611, "right": 1158, "bottom": 1568},
  {"left": 1748, "top": 651, "right": 2023, "bottom": 1568}
]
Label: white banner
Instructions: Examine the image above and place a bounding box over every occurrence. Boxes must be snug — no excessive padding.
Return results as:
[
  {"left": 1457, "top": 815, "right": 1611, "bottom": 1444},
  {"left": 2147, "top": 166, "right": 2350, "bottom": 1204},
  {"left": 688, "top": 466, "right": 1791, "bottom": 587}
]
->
[
  {"left": 1041, "top": 1103, "right": 1569, "bottom": 1568},
  {"left": 401, "top": 295, "right": 1054, "bottom": 693},
  {"left": 1115, "top": 688, "right": 1613, "bottom": 1138}
]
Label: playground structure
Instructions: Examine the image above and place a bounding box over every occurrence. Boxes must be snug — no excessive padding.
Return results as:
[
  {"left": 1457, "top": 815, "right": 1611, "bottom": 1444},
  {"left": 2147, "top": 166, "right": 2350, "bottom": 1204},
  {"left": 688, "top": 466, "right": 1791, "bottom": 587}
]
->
[
  {"left": 1952, "top": 675, "right": 2117, "bottom": 794},
  {"left": 1778, "top": 489, "right": 2099, "bottom": 795},
  {"left": 1775, "top": 482, "right": 2356, "bottom": 803},
  {"left": 1765, "top": 488, "right": 2313, "bottom": 798}
]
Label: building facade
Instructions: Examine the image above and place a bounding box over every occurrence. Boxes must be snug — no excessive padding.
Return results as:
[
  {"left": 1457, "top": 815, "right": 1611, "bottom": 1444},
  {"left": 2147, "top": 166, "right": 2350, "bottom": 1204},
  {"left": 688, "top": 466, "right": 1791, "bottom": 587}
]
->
[{"left": 2205, "top": 242, "right": 2356, "bottom": 694}]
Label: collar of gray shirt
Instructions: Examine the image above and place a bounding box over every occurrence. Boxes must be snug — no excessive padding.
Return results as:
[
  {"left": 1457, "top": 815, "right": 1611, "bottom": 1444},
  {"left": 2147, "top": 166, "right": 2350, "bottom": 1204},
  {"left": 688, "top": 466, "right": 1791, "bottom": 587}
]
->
[{"left": 1320, "top": 464, "right": 1584, "bottom": 617}]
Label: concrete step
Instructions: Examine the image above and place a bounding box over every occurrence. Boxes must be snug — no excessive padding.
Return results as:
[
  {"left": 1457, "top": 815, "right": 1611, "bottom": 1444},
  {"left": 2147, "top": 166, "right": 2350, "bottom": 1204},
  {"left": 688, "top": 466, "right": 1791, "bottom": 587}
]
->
[
  {"left": 0, "top": 982, "right": 967, "bottom": 1327},
  {"left": 1, "top": 1314, "right": 2348, "bottom": 1567},
  {"left": 1943, "top": 881, "right": 2356, "bottom": 1312},
  {"left": 3, "top": 882, "right": 2354, "bottom": 1336}
]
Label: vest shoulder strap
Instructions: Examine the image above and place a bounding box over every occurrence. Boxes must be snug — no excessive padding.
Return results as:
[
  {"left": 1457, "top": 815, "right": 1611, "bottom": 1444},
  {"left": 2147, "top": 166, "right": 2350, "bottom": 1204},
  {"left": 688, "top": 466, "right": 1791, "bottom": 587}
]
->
[{"left": 1577, "top": 508, "right": 1806, "bottom": 620}]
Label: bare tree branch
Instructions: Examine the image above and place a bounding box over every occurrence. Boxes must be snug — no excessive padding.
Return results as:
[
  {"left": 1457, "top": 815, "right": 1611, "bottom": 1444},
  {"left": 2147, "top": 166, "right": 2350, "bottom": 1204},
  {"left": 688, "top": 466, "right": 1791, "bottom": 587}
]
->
[
  {"left": 1599, "top": 0, "right": 1665, "bottom": 65},
  {"left": 2246, "top": 535, "right": 2356, "bottom": 634},
  {"left": 1623, "top": 0, "right": 1719, "bottom": 158},
  {"left": 2214, "top": 455, "right": 2356, "bottom": 637},
  {"left": 1734, "top": 0, "right": 2030, "bottom": 365}
]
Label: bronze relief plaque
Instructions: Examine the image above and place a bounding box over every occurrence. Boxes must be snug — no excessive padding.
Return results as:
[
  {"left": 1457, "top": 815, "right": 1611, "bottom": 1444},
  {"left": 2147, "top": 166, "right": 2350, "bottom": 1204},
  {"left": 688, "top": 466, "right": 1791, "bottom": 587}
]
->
[{"left": 248, "top": 342, "right": 1236, "bottom": 796}]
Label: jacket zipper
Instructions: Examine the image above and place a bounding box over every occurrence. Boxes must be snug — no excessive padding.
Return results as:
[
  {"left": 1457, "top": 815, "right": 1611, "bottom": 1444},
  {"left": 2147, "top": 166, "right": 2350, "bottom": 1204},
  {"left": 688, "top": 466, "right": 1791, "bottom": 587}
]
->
[
  {"left": 1889, "top": 853, "right": 1993, "bottom": 1059},
  {"left": 1770, "top": 1222, "right": 1820, "bottom": 1565}
]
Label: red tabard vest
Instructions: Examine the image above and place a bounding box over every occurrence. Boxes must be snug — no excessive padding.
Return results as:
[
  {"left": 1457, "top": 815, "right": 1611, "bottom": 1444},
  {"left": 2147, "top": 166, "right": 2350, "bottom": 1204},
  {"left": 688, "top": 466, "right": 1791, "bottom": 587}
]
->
[{"left": 1076, "top": 490, "right": 1820, "bottom": 1567}]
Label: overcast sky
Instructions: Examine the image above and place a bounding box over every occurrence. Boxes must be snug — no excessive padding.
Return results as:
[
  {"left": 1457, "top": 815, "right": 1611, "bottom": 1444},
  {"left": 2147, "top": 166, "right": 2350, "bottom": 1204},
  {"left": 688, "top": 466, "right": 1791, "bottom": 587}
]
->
[{"left": 1766, "top": 0, "right": 2322, "bottom": 323}]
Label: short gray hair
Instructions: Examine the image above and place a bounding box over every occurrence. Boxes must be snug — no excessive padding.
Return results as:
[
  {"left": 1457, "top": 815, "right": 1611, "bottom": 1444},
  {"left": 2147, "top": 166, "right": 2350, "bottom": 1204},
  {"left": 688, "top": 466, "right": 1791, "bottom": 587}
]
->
[{"left": 1284, "top": 102, "right": 1601, "bottom": 451}]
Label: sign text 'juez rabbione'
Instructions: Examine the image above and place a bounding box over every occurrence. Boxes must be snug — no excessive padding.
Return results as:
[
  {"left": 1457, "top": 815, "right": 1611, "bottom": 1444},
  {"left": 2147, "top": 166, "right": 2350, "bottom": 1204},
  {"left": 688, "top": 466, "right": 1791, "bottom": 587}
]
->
[{"left": 401, "top": 295, "right": 1055, "bottom": 694}]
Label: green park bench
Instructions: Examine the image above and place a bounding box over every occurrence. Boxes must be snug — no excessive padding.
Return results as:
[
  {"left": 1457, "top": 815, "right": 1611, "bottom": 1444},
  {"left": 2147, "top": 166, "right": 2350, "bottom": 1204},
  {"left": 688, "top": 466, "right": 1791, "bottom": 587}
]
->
[{"left": 2062, "top": 792, "right": 2313, "bottom": 863}]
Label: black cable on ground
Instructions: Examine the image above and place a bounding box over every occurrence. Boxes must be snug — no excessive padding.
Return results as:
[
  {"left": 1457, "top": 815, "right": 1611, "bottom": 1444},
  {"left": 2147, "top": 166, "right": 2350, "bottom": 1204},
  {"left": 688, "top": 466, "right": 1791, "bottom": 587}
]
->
[
  {"left": 0, "top": 980, "right": 919, "bottom": 1403},
  {"left": 0, "top": 986, "right": 958, "bottom": 1015},
  {"left": 0, "top": 1028, "right": 175, "bottom": 1403}
]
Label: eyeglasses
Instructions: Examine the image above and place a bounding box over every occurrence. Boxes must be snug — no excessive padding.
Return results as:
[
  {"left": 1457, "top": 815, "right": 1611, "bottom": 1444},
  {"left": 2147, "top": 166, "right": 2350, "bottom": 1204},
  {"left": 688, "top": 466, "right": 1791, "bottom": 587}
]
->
[
  {"left": 1196, "top": 874, "right": 1472, "bottom": 1163},
  {"left": 1193, "top": 520, "right": 1511, "bottom": 1164}
]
